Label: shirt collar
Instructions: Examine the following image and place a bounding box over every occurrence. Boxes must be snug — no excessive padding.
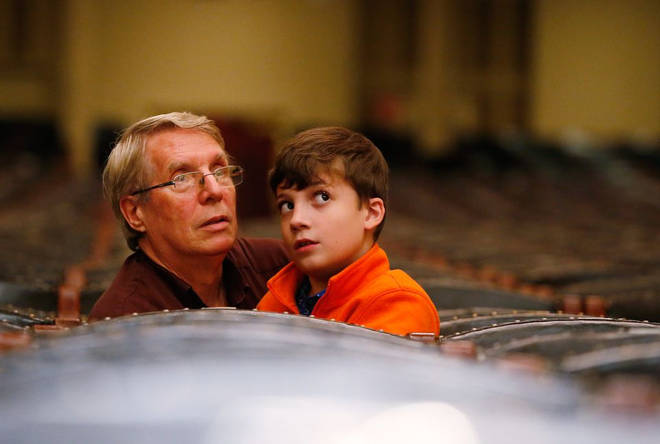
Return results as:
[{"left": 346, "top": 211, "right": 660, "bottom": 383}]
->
[{"left": 136, "top": 249, "right": 205, "bottom": 309}]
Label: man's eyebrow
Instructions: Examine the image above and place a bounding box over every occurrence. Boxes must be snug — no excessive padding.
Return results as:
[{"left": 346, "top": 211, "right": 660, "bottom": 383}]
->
[
  {"left": 214, "top": 153, "right": 229, "bottom": 165},
  {"left": 167, "top": 153, "right": 228, "bottom": 173},
  {"left": 167, "top": 161, "right": 189, "bottom": 173}
]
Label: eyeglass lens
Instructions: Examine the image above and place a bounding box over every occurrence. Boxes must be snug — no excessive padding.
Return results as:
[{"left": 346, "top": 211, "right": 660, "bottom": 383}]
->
[{"left": 173, "top": 167, "right": 242, "bottom": 192}]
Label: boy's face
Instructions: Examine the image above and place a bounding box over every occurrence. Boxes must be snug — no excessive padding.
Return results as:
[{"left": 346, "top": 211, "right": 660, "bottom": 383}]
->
[{"left": 276, "top": 171, "right": 381, "bottom": 289}]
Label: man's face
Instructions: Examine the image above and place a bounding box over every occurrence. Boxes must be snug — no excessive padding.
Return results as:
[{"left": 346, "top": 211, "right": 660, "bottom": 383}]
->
[
  {"left": 275, "top": 172, "right": 373, "bottom": 286},
  {"left": 134, "top": 128, "right": 238, "bottom": 260}
]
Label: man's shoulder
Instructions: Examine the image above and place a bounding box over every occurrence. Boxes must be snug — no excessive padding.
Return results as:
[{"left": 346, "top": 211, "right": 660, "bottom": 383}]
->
[
  {"left": 228, "top": 237, "right": 289, "bottom": 272},
  {"left": 87, "top": 251, "right": 181, "bottom": 320}
]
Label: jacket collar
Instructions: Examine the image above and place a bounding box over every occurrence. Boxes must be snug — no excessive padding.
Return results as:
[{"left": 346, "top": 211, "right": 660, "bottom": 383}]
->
[{"left": 266, "top": 243, "right": 388, "bottom": 313}]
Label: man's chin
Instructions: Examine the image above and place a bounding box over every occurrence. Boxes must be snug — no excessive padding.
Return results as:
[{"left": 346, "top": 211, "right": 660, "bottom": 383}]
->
[{"left": 197, "top": 234, "right": 236, "bottom": 257}]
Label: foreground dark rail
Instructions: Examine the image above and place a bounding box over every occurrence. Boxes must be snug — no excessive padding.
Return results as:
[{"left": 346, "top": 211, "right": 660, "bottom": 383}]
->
[{"left": 1, "top": 309, "right": 658, "bottom": 444}]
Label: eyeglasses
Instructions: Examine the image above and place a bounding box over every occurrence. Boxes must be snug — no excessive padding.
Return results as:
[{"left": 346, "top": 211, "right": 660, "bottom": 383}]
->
[{"left": 131, "top": 165, "right": 244, "bottom": 195}]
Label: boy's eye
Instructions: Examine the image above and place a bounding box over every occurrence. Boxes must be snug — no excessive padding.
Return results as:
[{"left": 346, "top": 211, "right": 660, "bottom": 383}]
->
[
  {"left": 314, "top": 191, "right": 330, "bottom": 204},
  {"left": 278, "top": 201, "right": 294, "bottom": 214}
]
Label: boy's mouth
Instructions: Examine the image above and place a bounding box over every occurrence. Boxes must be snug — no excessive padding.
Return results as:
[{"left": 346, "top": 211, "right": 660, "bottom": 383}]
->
[{"left": 293, "top": 239, "right": 318, "bottom": 250}]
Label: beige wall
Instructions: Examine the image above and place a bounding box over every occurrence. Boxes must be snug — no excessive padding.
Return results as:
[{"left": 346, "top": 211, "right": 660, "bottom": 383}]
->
[
  {"left": 0, "top": 0, "right": 60, "bottom": 117},
  {"left": 411, "top": 0, "right": 455, "bottom": 155},
  {"left": 91, "top": 0, "right": 359, "bottom": 127},
  {"left": 61, "top": 0, "right": 360, "bottom": 176},
  {"left": 2, "top": 0, "right": 659, "bottom": 175},
  {"left": 530, "top": 0, "right": 660, "bottom": 142}
]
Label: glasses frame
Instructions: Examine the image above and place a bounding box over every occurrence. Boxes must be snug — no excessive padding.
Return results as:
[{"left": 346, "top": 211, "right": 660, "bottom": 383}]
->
[{"left": 131, "top": 165, "right": 244, "bottom": 196}]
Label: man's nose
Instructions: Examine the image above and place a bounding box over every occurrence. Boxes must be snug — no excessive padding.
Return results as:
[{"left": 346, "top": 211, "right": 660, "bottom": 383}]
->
[{"left": 198, "top": 172, "right": 227, "bottom": 201}]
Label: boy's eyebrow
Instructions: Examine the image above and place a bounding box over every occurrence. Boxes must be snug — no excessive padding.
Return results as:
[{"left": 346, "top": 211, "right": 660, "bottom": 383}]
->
[{"left": 308, "top": 177, "right": 326, "bottom": 186}]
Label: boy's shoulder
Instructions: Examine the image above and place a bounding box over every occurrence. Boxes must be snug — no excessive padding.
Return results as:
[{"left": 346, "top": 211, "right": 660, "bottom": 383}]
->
[
  {"left": 341, "top": 258, "right": 439, "bottom": 336},
  {"left": 362, "top": 266, "right": 428, "bottom": 297},
  {"left": 341, "top": 246, "right": 428, "bottom": 298}
]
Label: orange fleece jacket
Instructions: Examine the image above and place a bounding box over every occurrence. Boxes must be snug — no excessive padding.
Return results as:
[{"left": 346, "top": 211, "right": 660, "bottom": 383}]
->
[{"left": 257, "top": 244, "right": 439, "bottom": 336}]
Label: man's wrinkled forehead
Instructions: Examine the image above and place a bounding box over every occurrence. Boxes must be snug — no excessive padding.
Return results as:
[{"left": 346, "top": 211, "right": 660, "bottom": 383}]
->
[{"left": 145, "top": 128, "right": 228, "bottom": 170}]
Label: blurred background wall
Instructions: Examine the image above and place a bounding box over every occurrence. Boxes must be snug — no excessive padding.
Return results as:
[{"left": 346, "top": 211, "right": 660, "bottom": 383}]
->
[{"left": 0, "top": 0, "right": 658, "bottom": 177}]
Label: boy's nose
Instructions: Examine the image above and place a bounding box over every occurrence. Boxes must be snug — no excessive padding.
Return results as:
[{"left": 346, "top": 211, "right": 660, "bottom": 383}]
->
[{"left": 289, "top": 205, "right": 310, "bottom": 230}]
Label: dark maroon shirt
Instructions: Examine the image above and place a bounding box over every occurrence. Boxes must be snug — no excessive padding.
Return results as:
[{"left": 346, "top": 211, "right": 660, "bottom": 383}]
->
[{"left": 88, "top": 237, "right": 288, "bottom": 321}]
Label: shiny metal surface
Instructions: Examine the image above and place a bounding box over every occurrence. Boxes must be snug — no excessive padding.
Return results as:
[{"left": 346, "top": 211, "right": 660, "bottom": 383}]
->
[{"left": 1, "top": 309, "right": 658, "bottom": 443}]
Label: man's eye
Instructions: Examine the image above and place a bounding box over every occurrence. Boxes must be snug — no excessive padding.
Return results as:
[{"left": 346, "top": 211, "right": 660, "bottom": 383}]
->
[
  {"left": 172, "top": 174, "right": 188, "bottom": 183},
  {"left": 278, "top": 201, "right": 294, "bottom": 214},
  {"left": 314, "top": 191, "right": 330, "bottom": 204}
]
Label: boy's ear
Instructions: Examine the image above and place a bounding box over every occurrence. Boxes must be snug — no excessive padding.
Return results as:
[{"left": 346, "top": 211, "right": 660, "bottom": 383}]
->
[
  {"left": 119, "top": 195, "right": 147, "bottom": 233},
  {"left": 363, "top": 197, "right": 385, "bottom": 231}
]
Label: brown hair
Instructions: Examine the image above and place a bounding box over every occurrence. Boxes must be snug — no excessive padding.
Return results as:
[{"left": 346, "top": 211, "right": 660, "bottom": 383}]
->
[
  {"left": 103, "top": 111, "right": 225, "bottom": 251},
  {"left": 269, "top": 126, "right": 388, "bottom": 239}
]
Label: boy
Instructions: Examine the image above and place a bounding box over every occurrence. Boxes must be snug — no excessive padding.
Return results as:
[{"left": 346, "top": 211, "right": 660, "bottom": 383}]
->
[{"left": 257, "top": 127, "right": 439, "bottom": 337}]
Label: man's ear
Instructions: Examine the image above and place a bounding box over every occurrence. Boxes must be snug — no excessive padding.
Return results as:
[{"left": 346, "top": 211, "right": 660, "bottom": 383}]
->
[
  {"left": 364, "top": 197, "right": 385, "bottom": 231},
  {"left": 119, "top": 195, "right": 147, "bottom": 233}
]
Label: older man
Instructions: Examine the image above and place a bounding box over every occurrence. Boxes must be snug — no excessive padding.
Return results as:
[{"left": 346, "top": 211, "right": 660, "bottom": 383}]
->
[{"left": 88, "top": 112, "right": 288, "bottom": 320}]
